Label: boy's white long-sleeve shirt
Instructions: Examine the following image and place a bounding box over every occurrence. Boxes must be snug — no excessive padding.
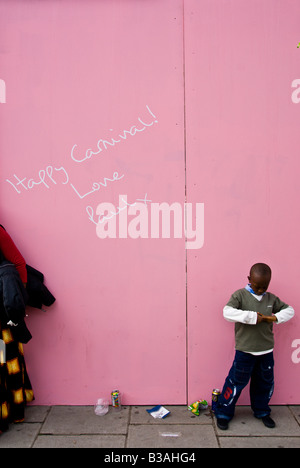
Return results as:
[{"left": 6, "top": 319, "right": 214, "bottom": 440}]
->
[
  {"left": 223, "top": 295, "right": 295, "bottom": 325},
  {"left": 223, "top": 290, "right": 295, "bottom": 355}
]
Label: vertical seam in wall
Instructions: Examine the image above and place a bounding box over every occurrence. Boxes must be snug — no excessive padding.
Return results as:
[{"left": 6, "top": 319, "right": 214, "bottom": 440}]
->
[{"left": 182, "top": 0, "right": 188, "bottom": 405}]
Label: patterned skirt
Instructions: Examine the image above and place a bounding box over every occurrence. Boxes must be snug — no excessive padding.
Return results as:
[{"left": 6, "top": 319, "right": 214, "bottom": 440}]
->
[{"left": 0, "top": 324, "right": 34, "bottom": 433}]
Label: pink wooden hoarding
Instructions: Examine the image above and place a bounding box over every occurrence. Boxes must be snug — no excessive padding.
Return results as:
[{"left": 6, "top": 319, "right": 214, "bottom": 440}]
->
[
  {"left": 0, "top": 0, "right": 299, "bottom": 405},
  {"left": 185, "top": 0, "right": 300, "bottom": 404},
  {"left": 0, "top": 0, "right": 186, "bottom": 405}
]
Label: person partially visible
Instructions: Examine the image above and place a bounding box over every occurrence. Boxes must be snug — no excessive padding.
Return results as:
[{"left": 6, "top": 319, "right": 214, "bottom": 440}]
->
[
  {"left": 0, "top": 225, "right": 33, "bottom": 434},
  {"left": 0, "top": 225, "right": 27, "bottom": 286}
]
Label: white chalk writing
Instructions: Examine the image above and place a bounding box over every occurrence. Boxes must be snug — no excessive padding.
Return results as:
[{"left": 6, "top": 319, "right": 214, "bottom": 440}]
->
[
  {"left": 70, "top": 105, "right": 158, "bottom": 163},
  {"left": 86, "top": 194, "right": 152, "bottom": 225},
  {"left": 6, "top": 166, "right": 123, "bottom": 202},
  {"left": 70, "top": 172, "right": 124, "bottom": 199},
  {"left": 4, "top": 105, "right": 158, "bottom": 231},
  {"left": 6, "top": 166, "right": 69, "bottom": 194}
]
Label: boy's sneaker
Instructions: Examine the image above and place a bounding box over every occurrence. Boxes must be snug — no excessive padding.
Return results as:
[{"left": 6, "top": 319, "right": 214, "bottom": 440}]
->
[
  {"left": 217, "top": 418, "right": 229, "bottom": 430},
  {"left": 261, "top": 415, "right": 275, "bottom": 428}
]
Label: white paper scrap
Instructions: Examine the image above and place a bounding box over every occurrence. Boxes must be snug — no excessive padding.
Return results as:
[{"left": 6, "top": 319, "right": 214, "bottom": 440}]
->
[{"left": 146, "top": 405, "right": 170, "bottom": 419}]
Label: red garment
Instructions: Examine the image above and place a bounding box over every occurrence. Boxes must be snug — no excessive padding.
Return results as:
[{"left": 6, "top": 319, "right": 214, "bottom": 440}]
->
[{"left": 0, "top": 227, "right": 27, "bottom": 284}]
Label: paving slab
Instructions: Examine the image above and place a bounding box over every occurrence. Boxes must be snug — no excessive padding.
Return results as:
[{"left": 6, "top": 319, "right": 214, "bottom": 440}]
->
[
  {"left": 130, "top": 405, "right": 212, "bottom": 425},
  {"left": 1, "top": 405, "right": 299, "bottom": 448},
  {"left": 25, "top": 405, "right": 51, "bottom": 423},
  {"left": 289, "top": 406, "right": 300, "bottom": 425},
  {"left": 40, "top": 405, "right": 130, "bottom": 435},
  {"left": 215, "top": 406, "right": 300, "bottom": 437},
  {"left": 127, "top": 424, "right": 219, "bottom": 448},
  {"left": 0, "top": 423, "right": 42, "bottom": 448},
  {"left": 33, "top": 434, "right": 126, "bottom": 448},
  {"left": 219, "top": 436, "right": 300, "bottom": 448}
]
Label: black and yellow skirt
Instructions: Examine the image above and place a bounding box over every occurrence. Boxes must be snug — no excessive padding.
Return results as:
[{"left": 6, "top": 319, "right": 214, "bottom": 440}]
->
[{"left": 0, "top": 325, "right": 34, "bottom": 433}]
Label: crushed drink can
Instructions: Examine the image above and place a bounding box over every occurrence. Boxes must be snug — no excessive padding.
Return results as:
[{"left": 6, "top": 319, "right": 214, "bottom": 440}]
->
[
  {"left": 211, "top": 388, "right": 221, "bottom": 412},
  {"left": 111, "top": 390, "right": 121, "bottom": 411},
  {"left": 199, "top": 399, "right": 208, "bottom": 410}
]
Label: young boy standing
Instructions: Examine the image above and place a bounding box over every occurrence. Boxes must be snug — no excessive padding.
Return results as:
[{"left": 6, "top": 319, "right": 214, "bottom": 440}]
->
[{"left": 215, "top": 263, "right": 294, "bottom": 430}]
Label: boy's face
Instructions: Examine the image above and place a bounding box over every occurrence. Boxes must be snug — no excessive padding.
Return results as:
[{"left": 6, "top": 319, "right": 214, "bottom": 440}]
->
[{"left": 248, "top": 272, "right": 271, "bottom": 296}]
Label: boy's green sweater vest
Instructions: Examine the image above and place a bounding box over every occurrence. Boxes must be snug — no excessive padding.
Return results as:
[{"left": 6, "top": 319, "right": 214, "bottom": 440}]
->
[{"left": 226, "top": 289, "right": 288, "bottom": 353}]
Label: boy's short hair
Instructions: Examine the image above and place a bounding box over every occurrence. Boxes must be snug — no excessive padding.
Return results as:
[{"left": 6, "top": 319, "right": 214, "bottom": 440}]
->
[{"left": 250, "top": 263, "right": 272, "bottom": 277}]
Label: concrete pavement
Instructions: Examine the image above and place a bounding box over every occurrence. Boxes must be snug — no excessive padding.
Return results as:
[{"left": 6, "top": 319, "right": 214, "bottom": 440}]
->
[{"left": 0, "top": 405, "right": 299, "bottom": 448}]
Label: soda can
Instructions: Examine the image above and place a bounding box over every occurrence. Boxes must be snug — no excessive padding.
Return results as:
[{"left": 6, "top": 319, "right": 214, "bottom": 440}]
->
[
  {"left": 111, "top": 390, "right": 121, "bottom": 411},
  {"left": 211, "top": 388, "right": 221, "bottom": 412}
]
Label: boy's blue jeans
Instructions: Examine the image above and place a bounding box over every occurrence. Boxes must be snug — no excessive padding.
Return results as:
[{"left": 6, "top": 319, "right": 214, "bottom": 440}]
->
[{"left": 215, "top": 350, "right": 274, "bottom": 421}]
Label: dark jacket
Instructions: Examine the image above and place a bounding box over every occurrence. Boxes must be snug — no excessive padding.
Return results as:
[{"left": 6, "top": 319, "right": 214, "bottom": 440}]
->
[
  {"left": 0, "top": 225, "right": 56, "bottom": 342},
  {"left": 0, "top": 261, "right": 32, "bottom": 343},
  {"left": 0, "top": 262, "right": 56, "bottom": 343},
  {"left": 26, "top": 265, "right": 56, "bottom": 309}
]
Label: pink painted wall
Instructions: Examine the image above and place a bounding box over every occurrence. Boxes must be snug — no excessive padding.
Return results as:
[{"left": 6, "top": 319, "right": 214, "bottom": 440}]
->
[
  {"left": 185, "top": 0, "right": 300, "bottom": 404},
  {"left": 0, "top": 0, "right": 299, "bottom": 405}
]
